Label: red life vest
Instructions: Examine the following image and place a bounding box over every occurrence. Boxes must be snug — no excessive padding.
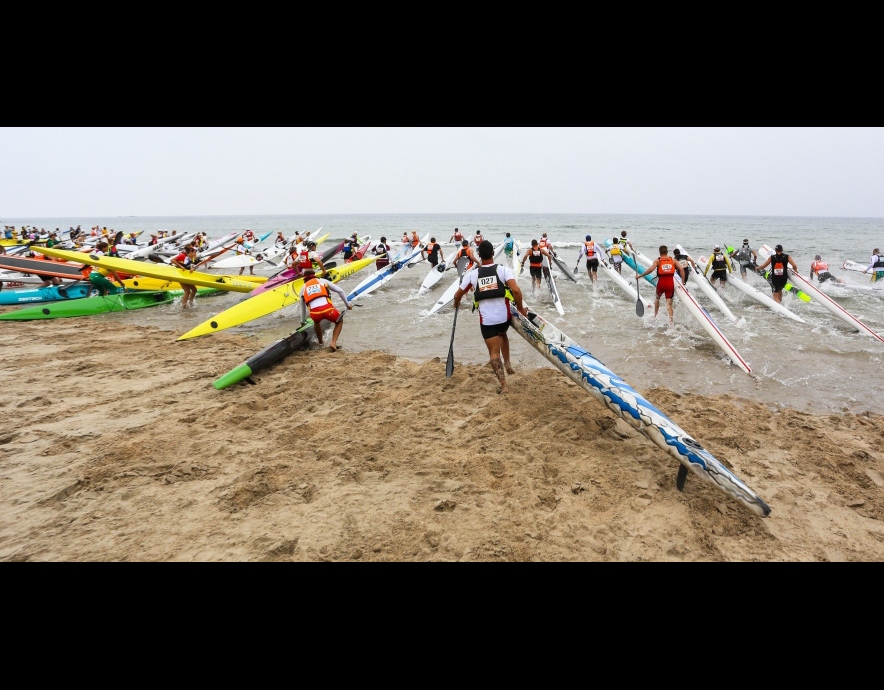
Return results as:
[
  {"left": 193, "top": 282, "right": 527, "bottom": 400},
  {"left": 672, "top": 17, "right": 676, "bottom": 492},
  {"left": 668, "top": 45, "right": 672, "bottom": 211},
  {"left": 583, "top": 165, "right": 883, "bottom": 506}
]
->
[
  {"left": 584, "top": 241, "right": 595, "bottom": 258},
  {"left": 298, "top": 249, "right": 313, "bottom": 271}
]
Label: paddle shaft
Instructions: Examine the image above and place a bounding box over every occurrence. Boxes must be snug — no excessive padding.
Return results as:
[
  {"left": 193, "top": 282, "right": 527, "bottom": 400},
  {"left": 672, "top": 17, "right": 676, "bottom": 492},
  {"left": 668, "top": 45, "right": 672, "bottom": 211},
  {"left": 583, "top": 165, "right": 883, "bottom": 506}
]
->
[
  {"left": 635, "top": 277, "right": 645, "bottom": 317},
  {"left": 445, "top": 307, "right": 459, "bottom": 378}
]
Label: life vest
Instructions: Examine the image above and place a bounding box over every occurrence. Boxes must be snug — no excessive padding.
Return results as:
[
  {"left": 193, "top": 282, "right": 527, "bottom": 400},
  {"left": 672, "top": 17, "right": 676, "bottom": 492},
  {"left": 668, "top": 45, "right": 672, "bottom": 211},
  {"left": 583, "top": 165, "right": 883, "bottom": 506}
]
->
[
  {"left": 303, "top": 277, "right": 330, "bottom": 304},
  {"left": 733, "top": 245, "right": 752, "bottom": 262},
  {"left": 425, "top": 242, "right": 439, "bottom": 258},
  {"left": 770, "top": 253, "right": 789, "bottom": 277},
  {"left": 610, "top": 244, "right": 621, "bottom": 256},
  {"left": 453, "top": 231, "right": 462, "bottom": 241},
  {"left": 657, "top": 256, "right": 675, "bottom": 277},
  {"left": 528, "top": 248, "right": 544, "bottom": 267},
  {"left": 583, "top": 241, "right": 596, "bottom": 258},
  {"left": 812, "top": 260, "right": 829, "bottom": 273},
  {"left": 298, "top": 249, "right": 313, "bottom": 271},
  {"left": 618, "top": 237, "right": 629, "bottom": 248},
  {"left": 538, "top": 237, "right": 550, "bottom": 251},
  {"left": 472, "top": 264, "right": 514, "bottom": 308},
  {"left": 873, "top": 255, "right": 884, "bottom": 269},
  {"left": 710, "top": 252, "right": 728, "bottom": 271},
  {"left": 411, "top": 233, "right": 420, "bottom": 247}
]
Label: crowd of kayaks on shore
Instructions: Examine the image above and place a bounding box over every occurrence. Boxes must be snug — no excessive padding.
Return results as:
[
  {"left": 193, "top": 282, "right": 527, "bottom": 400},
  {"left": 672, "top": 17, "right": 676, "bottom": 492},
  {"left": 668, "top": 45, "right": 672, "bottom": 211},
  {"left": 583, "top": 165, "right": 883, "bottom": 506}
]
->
[{"left": 3, "top": 224, "right": 883, "bottom": 520}]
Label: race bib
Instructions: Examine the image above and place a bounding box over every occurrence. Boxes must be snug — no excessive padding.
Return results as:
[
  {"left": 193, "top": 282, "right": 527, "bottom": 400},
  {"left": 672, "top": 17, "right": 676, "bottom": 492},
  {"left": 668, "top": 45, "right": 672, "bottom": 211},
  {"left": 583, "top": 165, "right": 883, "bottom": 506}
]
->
[
  {"left": 306, "top": 284, "right": 323, "bottom": 296},
  {"left": 774, "top": 267, "right": 784, "bottom": 275},
  {"left": 478, "top": 276, "right": 500, "bottom": 292}
]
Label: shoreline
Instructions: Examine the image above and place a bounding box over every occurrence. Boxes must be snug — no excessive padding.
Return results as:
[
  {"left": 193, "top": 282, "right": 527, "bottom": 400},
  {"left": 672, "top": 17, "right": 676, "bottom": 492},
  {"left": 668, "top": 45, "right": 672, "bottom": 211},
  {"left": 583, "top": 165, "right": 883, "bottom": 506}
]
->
[{"left": 2, "top": 319, "right": 884, "bottom": 560}]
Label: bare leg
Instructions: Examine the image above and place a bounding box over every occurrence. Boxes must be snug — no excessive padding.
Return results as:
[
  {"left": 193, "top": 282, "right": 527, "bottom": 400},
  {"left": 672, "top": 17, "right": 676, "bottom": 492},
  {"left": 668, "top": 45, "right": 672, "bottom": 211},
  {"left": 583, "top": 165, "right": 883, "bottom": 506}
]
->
[
  {"left": 329, "top": 319, "right": 344, "bottom": 351},
  {"left": 654, "top": 297, "right": 660, "bottom": 318},
  {"left": 314, "top": 320, "right": 324, "bottom": 344},
  {"left": 666, "top": 297, "right": 674, "bottom": 324},
  {"left": 486, "top": 336, "right": 508, "bottom": 393},
  {"left": 501, "top": 333, "right": 515, "bottom": 374}
]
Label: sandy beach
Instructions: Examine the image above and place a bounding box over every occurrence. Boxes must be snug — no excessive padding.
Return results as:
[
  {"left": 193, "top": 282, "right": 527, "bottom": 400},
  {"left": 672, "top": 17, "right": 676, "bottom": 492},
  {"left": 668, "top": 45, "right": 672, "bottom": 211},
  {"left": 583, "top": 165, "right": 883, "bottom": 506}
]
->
[{"left": 2, "top": 316, "right": 883, "bottom": 562}]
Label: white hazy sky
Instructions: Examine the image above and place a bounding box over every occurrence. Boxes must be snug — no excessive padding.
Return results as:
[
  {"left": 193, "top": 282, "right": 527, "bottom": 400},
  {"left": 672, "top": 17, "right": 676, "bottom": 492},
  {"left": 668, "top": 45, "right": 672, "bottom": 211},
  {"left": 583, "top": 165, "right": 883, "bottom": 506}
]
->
[{"left": 2, "top": 127, "right": 883, "bottom": 218}]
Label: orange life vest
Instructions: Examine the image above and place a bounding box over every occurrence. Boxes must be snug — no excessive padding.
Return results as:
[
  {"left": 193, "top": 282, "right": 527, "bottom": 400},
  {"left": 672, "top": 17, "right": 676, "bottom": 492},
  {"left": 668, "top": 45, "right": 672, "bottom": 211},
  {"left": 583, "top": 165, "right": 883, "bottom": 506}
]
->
[
  {"left": 303, "top": 278, "right": 330, "bottom": 304},
  {"left": 584, "top": 240, "right": 595, "bottom": 258},
  {"left": 657, "top": 256, "right": 675, "bottom": 277}
]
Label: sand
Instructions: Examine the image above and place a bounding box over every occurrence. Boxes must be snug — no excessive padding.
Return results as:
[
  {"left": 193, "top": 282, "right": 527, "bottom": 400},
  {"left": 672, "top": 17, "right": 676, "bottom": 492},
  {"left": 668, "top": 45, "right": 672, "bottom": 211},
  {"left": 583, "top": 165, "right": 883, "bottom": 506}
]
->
[{"left": 2, "top": 317, "right": 884, "bottom": 562}]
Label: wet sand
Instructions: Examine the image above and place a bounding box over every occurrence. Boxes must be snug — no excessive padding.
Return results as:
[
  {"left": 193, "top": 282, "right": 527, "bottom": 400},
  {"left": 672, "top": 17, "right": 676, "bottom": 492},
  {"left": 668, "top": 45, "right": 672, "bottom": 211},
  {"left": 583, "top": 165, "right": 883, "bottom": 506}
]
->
[{"left": 1, "top": 318, "right": 883, "bottom": 561}]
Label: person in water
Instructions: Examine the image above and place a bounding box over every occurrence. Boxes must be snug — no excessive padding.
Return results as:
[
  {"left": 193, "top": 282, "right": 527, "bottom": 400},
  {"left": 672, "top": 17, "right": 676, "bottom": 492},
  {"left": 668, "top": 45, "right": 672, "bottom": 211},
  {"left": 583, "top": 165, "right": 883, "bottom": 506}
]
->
[
  {"left": 452, "top": 240, "right": 527, "bottom": 395},
  {"left": 864, "top": 248, "right": 884, "bottom": 282},
  {"left": 810, "top": 255, "right": 846, "bottom": 284},
  {"left": 636, "top": 245, "right": 685, "bottom": 325},
  {"left": 756, "top": 244, "right": 799, "bottom": 304},
  {"left": 728, "top": 239, "right": 758, "bottom": 279},
  {"left": 702, "top": 244, "right": 733, "bottom": 288}
]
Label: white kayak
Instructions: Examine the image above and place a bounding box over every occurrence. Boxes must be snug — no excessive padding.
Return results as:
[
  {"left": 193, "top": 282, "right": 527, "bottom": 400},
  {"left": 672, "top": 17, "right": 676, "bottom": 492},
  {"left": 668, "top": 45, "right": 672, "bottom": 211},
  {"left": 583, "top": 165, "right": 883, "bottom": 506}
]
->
[
  {"left": 598, "top": 251, "right": 652, "bottom": 309},
  {"left": 511, "top": 239, "right": 522, "bottom": 279},
  {"left": 619, "top": 244, "right": 752, "bottom": 374},
  {"left": 543, "top": 257, "right": 565, "bottom": 315},
  {"left": 429, "top": 257, "right": 471, "bottom": 315},
  {"left": 509, "top": 302, "right": 769, "bottom": 517},
  {"left": 418, "top": 261, "right": 448, "bottom": 294},
  {"left": 842, "top": 259, "right": 870, "bottom": 274},
  {"left": 758, "top": 244, "right": 884, "bottom": 344},
  {"left": 675, "top": 245, "right": 745, "bottom": 327},
  {"left": 696, "top": 255, "right": 805, "bottom": 323}
]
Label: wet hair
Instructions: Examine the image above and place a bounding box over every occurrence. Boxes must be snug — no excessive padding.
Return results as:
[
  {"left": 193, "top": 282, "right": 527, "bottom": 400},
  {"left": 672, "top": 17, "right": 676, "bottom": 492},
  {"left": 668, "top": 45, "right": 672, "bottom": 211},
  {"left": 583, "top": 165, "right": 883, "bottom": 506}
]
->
[
  {"left": 659, "top": 245, "right": 668, "bottom": 255},
  {"left": 874, "top": 248, "right": 880, "bottom": 254},
  {"left": 462, "top": 240, "right": 469, "bottom": 247},
  {"left": 430, "top": 237, "right": 436, "bottom": 243},
  {"left": 505, "top": 232, "right": 511, "bottom": 237},
  {"left": 478, "top": 240, "right": 495, "bottom": 259},
  {"left": 531, "top": 239, "right": 539, "bottom": 246},
  {"left": 673, "top": 248, "right": 681, "bottom": 256},
  {"left": 815, "top": 254, "right": 821, "bottom": 261},
  {"left": 621, "top": 231, "right": 628, "bottom": 237},
  {"left": 380, "top": 237, "right": 387, "bottom": 243}
]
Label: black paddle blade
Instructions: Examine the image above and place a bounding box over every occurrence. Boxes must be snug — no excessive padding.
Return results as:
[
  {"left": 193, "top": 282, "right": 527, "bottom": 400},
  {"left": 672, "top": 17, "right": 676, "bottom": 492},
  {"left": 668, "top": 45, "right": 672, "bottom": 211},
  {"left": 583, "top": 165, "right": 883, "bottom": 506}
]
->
[
  {"left": 676, "top": 464, "right": 689, "bottom": 491},
  {"left": 445, "top": 308, "right": 459, "bottom": 378},
  {"left": 635, "top": 278, "right": 645, "bottom": 317}
]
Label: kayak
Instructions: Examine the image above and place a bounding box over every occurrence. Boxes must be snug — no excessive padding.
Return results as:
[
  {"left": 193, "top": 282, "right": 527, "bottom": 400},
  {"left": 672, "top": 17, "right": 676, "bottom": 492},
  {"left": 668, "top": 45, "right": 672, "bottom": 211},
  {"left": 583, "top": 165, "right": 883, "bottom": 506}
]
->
[
  {"left": 675, "top": 245, "right": 744, "bottom": 327},
  {"left": 508, "top": 303, "right": 770, "bottom": 517},
  {"left": 177, "top": 256, "right": 376, "bottom": 340},
  {"left": 511, "top": 240, "right": 522, "bottom": 279},
  {"left": 597, "top": 249, "right": 652, "bottom": 309},
  {"left": 758, "top": 244, "right": 884, "bottom": 344},
  {"left": 0, "top": 289, "right": 206, "bottom": 320},
  {"left": 544, "top": 258, "right": 565, "bottom": 315},
  {"left": 696, "top": 256, "right": 805, "bottom": 323},
  {"left": 0, "top": 281, "right": 93, "bottom": 305},
  {"left": 418, "top": 261, "right": 448, "bottom": 294},
  {"left": 616, "top": 244, "right": 752, "bottom": 374},
  {"left": 347, "top": 244, "right": 426, "bottom": 303},
  {"left": 550, "top": 251, "right": 578, "bottom": 284},
  {"left": 428, "top": 257, "right": 471, "bottom": 315},
  {"left": 0, "top": 255, "right": 89, "bottom": 281},
  {"left": 213, "top": 319, "right": 331, "bottom": 389},
  {"left": 31, "top": 246, "right": 259, "bottom": 293}
]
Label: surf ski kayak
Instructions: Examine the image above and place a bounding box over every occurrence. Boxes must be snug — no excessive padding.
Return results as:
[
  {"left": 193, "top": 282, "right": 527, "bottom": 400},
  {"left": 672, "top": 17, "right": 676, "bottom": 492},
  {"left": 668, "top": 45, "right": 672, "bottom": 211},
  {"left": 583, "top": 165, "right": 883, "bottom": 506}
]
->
[
  {"left": 177, "top": 256, "right": 376, "bottom": 340},
  {"left": 696, "top": 256, "right": 805, "bottom": 323},
  {"left": 617, "top": 244, "right": 752, "bottom": 374},
  {"left": 543, "top": 257, "right": 565, "bottom": 315},
  {"left": 757, "top": 245, "right": 884, "bottom": 344},
  {"left": 597, "top": 250, "right": 652, "bottom": 309},
  {"left": 428, "top": 257, "right": 472, "bottom": 315},
  {"left": 213, "top": 319, "right": 331, "bottom": 389},
  {"left": 418, "top": 261, "right": 448, "bottom": 294},
  {"left": 0, "top": 281, "right": 93, "bottom": 305},
  {"left": 0, "top": 288, "right": 213, "bottom": 320},
  {"left": 549, "top": 250, "right": 578, "bottom": 284},
  {"left": 674, "top": 245, "right": 745, "bottom": 327},
  {"left": 31, "top": 246, "right": 259, "bottom": 293},
  {"left": 347, "top": 244, "right": 426, "bottom": 303},
  {"left": 508, "top": 302, "right": 770, "bottom": 517}
]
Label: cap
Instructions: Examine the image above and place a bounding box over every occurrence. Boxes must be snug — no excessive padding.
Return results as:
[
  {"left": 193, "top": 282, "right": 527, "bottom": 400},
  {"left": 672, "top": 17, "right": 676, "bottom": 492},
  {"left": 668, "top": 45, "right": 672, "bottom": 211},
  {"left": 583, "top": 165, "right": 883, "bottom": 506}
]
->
[
  {"left": 307, "top": 240, "right": 316, "bottom": 248},
  {"left": 713, "top": 245, "right": 720, "bottom": 250},
  {"left": 586, "top": 235, "right": 591, "bottom": 241},
  {"left": 775, "top": 244, "right": 783, "bottom": 251},
  {"left": 743, "top": 239, "right": 749, "bottom": 244}
]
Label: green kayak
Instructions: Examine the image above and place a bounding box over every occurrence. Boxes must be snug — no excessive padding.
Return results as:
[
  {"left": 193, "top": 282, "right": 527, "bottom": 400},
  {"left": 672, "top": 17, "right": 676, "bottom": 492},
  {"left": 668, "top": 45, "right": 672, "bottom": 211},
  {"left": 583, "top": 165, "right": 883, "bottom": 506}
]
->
[{"left": 0, "top": 288, "right": 220, "bottom": 320}]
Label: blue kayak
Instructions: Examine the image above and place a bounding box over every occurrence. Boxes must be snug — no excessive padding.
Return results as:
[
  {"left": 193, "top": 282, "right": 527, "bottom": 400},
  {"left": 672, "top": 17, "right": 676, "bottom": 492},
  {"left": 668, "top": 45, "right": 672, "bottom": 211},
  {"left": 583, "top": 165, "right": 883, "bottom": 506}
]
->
[{"left": 0, "top": 281, "right": 93, "bottom": 305}]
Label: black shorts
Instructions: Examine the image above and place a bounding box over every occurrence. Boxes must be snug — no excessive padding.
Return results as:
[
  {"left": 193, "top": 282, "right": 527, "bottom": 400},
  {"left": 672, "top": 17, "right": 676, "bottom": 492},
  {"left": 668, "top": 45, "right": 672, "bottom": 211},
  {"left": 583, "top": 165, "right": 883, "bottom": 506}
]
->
[
  {"left": 818, "top": 272, "right": 834, "bottom": 283},
  {"left": 586, "top": 259, "right": 599, "bottom": 270},
  {"left": 529, "top": 265, "right": 542, "bottom": 279},
  {"left": 711, "top": 270, "right": 728, "bottom": 282},
  {"left": 480, "top": 319, "right": 511, "bottom": 340},
  {"left": 770, "top": 276, "right": 788, "bottom": 292}
]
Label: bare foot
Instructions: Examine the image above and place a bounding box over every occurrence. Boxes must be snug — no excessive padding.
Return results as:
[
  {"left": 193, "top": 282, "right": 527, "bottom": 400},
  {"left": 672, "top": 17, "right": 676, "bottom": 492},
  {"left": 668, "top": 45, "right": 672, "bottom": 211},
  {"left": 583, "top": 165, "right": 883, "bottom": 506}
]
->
[
  {"left": 497, "top": 386, "right": 509, "bottom": 395},
  {"left": 329, "top": 344, "right": 337, "bottom": 352},
  {"left": 505, "top": 363, "right": 515, "bottom": 375}
]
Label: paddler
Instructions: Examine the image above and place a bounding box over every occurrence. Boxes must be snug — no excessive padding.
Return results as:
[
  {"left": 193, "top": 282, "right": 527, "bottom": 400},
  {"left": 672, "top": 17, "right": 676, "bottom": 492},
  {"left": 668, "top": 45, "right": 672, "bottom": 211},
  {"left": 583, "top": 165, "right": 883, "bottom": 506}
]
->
[
  {"left": 520, "top": 239, "right": 552, "bottom": 295},
  {"left": 810, "top": 255, "right": 846, "bottom": 285},
  {"left": 672, "top": 248, "right": 696, "bottom": 284},
  {"left": 636, "top": 245, "right": 685, "bottom": 325},
  {"left": 608, "top": 236, "right": 623, "bottom": 274},
  {"left": 576, "top": 234, "right": 599, "bottom": 283},
  {"left": 87, "top": 241, "right": 127, "bottom": 296},
  {"left": 421, "top": 237, "right": 444, "bottom": 268},
  {"left": 298, "top": 267, "right": 352, "bottom": 352},
  {"left": 728, "top": 238, "right": 758, "bottom": 279},
  {"left": 371, "top": 237, "right": 393, "bottom": 271},
  {"left": 703, "top": 244, "right": 734, "bottom": 288},
  {"left": 452, "top": 240, "right": 527, "bottom": 395},
  {"left": 448, "top": 227, "right": 463, "bottom": 244},
  {"left": 170, "top": 245, "right": 199, "bottom": 308},
  {"left": 451, "top": 239, "right": 479, "bottom": 273},
  {"left": 296, "top": 240, "right": 328, "bottom": 278},
  {"left": 755, "top": 244, "right": 799, "bottom": 304},
  {"left": 863, "top": 248, "right": 884, "bottom": 283}
]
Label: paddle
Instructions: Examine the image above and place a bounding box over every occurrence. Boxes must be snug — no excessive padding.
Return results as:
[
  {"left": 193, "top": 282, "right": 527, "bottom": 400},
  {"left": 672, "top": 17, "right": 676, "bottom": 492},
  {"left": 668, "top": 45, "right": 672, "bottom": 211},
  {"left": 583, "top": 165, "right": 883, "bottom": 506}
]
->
[
  {"left": 445, "top": 307, "right": 459, "bottom": 378},
  {"left": 573, "top": 256, "right": 581, "bottom": 274},
  {"left": 635, "top": 277, "right": 644, "bottom": 317}
]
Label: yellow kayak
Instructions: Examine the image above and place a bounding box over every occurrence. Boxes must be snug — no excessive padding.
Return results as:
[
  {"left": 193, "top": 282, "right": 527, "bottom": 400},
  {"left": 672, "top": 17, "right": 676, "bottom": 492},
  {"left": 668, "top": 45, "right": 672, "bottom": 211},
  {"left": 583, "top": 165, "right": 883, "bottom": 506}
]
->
[
  {"left": 31, "top": 246, "right": 259, "bottom": 293},
  {"left": 177, "top": 255, "right": 376, "bottom": 340}
]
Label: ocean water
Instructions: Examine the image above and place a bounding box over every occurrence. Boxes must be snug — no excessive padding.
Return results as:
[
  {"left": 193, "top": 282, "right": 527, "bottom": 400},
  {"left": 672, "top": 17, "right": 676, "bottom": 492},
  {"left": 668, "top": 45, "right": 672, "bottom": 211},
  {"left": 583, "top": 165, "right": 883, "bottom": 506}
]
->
[{"left": 7, "top": 213, "right": 884, "bottom": 414}]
